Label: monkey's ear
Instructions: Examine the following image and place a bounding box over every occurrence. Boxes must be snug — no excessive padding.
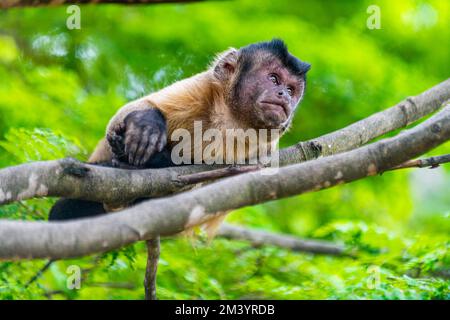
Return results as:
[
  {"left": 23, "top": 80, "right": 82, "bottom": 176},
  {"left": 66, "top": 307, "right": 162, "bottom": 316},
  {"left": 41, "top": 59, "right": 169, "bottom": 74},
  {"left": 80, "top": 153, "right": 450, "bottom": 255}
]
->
[
  {"left": 212, "top": 48, "right": 238, "bottom": 81},
  {"left": 302, "top": 62, "right": 312, "bottom": 74}
]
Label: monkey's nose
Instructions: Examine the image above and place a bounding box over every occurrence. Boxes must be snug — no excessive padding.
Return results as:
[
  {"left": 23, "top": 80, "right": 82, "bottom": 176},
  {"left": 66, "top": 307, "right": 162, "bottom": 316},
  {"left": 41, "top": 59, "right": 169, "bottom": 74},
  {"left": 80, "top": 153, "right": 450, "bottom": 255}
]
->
[{"left": 277, "top": 91, "right": 284, "bottom": 96}]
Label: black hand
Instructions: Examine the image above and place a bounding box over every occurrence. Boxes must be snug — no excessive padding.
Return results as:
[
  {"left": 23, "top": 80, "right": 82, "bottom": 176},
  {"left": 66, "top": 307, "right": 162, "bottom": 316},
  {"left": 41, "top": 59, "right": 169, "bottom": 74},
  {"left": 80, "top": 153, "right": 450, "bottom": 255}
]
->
[{"left": 120, "top": 109, "right": 168, "bottom": 167}]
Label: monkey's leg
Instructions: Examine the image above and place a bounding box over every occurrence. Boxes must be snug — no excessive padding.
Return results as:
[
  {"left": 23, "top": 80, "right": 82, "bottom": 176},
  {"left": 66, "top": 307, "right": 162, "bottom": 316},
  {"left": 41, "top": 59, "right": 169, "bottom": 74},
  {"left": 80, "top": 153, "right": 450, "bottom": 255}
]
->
[
  {"left": 48, "top": 162, "right": 118, "bottom": 221},
  {"left": 48, "top": 198, "right": 106, "bottom": 221}
]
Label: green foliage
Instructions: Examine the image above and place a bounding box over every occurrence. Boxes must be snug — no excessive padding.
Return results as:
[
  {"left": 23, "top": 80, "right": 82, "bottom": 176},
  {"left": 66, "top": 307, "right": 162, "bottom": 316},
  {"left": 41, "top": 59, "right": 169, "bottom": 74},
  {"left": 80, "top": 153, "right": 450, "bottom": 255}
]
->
[
  {"left": 0, "top": 0, "right": 448, "bottom": 300},
  {"left": 0, "top": 128, "right": 86, "bottom": 163}
]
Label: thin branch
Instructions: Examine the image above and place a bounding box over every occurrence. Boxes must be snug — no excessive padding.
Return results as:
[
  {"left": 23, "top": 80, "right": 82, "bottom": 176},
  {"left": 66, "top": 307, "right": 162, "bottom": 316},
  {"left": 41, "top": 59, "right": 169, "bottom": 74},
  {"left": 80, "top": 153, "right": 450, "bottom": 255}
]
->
[
  {"left": 24, "top": 260, "right": 53, "bottom": 287},
  {"left": 217, "top": 224, "right": 347, "bottom": 256},
  {"left": 144, "top": 237, "right": 160, "bottom": 300},
  {"left": 176, "top": 164, "right": 262, "bottom": 184},
  {"left": 390, "top": 154, "right": 450, "bottom": 170},
  {"left": 0, "top": 104, "right": 449, "bottom": 260},
  {"left": 0, "top": 80, "right": 449, "bottom": 206}
]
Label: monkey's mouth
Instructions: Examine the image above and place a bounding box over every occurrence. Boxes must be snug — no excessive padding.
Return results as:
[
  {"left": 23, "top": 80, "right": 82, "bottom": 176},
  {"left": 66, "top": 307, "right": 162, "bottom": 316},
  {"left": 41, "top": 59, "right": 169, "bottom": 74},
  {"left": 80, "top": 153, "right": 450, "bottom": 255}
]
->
[{"left": 259, "top": 101, "right": 289, "bottom": 118}]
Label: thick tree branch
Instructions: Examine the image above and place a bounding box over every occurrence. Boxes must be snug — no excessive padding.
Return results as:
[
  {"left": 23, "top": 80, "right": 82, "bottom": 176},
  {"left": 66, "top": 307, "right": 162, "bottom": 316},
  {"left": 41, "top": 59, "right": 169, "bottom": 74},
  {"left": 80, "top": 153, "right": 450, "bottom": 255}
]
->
[
  {"left": 0, "top": 104, "right": 449, "bottom": 260},
  {"left": 0, "top": 159, "right": 209, "bottom": 206},
  {"left": 0, "top": 0, "right": 201, "bottom": 9},
  {"left": 1, "top": 79, "right": 449, "bottom": 206}
]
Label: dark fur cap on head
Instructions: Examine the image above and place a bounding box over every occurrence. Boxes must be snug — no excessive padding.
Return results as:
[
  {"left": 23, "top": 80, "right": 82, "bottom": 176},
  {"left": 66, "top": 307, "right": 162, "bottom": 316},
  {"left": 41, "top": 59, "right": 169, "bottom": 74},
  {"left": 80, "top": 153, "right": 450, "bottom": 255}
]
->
[{"left": 239, "top": 38, "right": 311, "bottom": 76}]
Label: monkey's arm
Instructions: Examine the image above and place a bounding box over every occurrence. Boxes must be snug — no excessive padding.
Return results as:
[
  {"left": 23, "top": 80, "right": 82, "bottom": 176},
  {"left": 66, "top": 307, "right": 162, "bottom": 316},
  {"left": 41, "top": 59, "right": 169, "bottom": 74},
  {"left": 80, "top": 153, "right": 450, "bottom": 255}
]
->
[
  {"left": 88, "top": 98, "right": 154, "bottom": 164},
  {"left": 105, "top": 98, "right": 154, "bottom": 136}
]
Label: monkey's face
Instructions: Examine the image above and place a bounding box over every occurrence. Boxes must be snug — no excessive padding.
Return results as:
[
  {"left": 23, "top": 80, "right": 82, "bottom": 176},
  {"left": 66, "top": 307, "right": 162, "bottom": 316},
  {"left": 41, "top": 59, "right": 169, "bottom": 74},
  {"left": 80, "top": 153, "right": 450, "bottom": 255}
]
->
[
  {"left": 215, "top": 40, "right": 310, "bottom": 131},
  {"left": 229, "top": 57, "right": 306, "bottom": 130}
]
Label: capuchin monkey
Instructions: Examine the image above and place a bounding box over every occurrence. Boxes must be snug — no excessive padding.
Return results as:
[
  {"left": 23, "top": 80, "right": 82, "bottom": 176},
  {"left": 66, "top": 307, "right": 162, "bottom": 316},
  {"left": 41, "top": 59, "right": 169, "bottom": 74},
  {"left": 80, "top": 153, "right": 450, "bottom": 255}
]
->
[{"left": 49, "top": 39, "right": 311, "bottom": 222}]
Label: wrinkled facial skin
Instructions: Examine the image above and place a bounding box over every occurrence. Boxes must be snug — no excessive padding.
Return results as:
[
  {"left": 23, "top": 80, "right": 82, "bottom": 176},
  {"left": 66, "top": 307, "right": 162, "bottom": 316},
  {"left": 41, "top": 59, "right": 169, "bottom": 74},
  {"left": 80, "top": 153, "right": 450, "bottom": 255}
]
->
[{"left": 229, "top": 57, "right": 305, "bottom": 130}]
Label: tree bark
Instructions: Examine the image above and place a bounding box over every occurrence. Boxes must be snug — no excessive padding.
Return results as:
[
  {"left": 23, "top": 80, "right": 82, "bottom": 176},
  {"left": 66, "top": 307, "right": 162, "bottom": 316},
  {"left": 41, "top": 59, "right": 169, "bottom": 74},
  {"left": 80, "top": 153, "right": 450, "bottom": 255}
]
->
[{"left": 144, "top": 237, "right": 160, "bottom": 300}]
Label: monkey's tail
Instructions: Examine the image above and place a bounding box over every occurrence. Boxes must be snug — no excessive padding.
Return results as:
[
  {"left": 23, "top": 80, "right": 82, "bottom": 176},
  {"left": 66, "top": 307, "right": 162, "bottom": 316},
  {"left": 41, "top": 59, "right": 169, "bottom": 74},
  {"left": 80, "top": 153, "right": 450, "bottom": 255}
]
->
[
  {"left": 25, "top": 260, "right": 54, "bottom": 288},
  {"left": 203, "top": 213, "right": 229, "bottom": 240}
]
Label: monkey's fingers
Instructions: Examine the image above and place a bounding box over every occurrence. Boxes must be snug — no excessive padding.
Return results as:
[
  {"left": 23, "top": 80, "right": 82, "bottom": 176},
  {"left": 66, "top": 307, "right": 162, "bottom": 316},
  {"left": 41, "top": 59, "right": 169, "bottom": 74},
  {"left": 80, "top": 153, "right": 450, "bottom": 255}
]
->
[
  {"left": 111, "top": 157, "right": 136, "bottom": 169},
  {"left": 125, "top": 132, "right": 140, "bottom": 166},
  {"left": 134, "top": 129, "right": 151, "bottom": 167},
  {"left": 125, "top": 128, "right": 160, "bottom": 166},
  {"left": 139, "top": 129, "right": 168, "bottom": 166},
  {"left": 157, "top": 131, "right": 168, "bottom": 153},
  {"left": 138, "top": 131, "right": 160, "bottom": 166},
  {"left": 107, "top": 132, "right": 126, "bottom": 159}
]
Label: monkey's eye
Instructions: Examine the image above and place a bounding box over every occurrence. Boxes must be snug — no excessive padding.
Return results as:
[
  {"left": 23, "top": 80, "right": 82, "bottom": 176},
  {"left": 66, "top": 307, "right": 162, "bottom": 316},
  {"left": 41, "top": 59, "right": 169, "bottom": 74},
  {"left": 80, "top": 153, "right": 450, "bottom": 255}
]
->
[
  {"left": 269, "top": 74, "right": 279, "bottom": 85},
  {"left": 287, "top": 87, "right": 294, "bottom": 96}
]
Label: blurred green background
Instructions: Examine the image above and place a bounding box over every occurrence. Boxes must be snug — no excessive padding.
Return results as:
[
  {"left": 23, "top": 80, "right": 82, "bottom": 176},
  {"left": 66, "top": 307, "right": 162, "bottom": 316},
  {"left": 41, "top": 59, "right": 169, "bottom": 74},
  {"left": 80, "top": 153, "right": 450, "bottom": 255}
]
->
[{"left": 0, "top": 0, "right": 449, "bottom": 299}]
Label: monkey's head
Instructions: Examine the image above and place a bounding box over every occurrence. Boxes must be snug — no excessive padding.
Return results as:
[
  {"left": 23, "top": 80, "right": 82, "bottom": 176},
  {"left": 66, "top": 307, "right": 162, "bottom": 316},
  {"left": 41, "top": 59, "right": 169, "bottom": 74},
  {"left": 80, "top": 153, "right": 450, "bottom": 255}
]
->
[{"left": 213, "top": 39, "right": 311, "bottom": 131}]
